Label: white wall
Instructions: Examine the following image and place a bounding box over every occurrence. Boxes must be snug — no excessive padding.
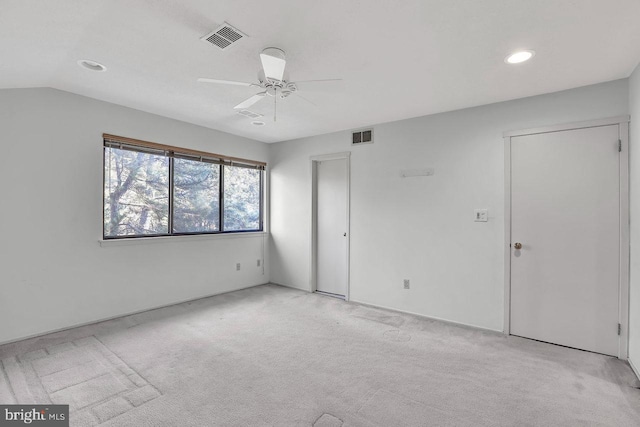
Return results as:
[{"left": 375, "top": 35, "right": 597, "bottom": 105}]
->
[
  {"left": 629, "top": 63, "right": 640, "bottom": 371},
  {"left": 1, "top": 80, "right": 632, "bottom": 344},
  {"left": 269, "top": 79, "right": 629, "bottom": 332},
  {"left": 0, "top": 88, "right": 269, "bottom": 344}
]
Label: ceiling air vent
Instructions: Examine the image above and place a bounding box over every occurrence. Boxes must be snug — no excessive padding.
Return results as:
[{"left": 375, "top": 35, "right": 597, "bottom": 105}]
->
[
  {"left": 352, "top": 129, "right": 373, "bottom": 145},
  {"left": 201, "top": 22, "right": 247, "bottom": 50},
  {"left": 237, "top": 110, "right": 263, "bottom": 119}
]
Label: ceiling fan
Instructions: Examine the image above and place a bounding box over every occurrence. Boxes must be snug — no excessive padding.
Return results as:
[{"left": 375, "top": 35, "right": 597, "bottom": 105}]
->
[{"left": 198, "top": 47, "right": 341, "bottom": 122}]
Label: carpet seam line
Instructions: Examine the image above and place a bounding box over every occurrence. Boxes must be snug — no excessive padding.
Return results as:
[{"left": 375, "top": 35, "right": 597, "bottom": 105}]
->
[{"left": 0, "top": 358, "right": 18, "bottom": 403}]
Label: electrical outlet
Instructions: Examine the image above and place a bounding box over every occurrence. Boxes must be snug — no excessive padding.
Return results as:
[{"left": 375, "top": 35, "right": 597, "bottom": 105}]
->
[
  {"left": 236, "top": 263, "right": 241, "bottom": 271},
  {"left": 257, "top": 259, "right": 261, "bottom": 267},
  {"left": 404, "top": 279, "right": 410, "bottom": 289}
]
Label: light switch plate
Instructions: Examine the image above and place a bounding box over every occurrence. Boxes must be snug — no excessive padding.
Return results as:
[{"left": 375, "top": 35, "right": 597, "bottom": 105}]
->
[{"left": 474, "top": 209, "right": 488, "bottom": 222}]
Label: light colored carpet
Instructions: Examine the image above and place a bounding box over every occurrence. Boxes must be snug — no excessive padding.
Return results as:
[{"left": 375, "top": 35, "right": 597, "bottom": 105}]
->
[{"left": 1, "top": 284, "right": 639, "bottom": 426}]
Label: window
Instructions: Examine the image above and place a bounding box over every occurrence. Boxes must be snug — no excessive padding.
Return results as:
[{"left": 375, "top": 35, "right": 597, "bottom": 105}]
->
[
  {"left": 103, "top": 134, "right": 264, "bottom": 239},
  {"left": 223, "top": 167, "right": 261, "bottom": 231},
  {"left": 173, "top": 158, "right": 220, "bottom": 233}
]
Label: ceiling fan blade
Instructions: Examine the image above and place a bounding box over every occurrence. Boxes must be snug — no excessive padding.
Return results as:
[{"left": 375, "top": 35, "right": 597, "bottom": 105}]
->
[
  {"left": 291, "top": 78, "right": 342, "bottom": 84},
  {"left": 197, "top": 78, "right": 256, "bottom": 87},
  {"left": 260, "top": 48, "right": 286, "bottom": 82},
  {"left": 293, "top": 92, "right": 317, "bottom": 107},
  {"left": 234, "top": 93, "right": 266, "bottom": 110}
]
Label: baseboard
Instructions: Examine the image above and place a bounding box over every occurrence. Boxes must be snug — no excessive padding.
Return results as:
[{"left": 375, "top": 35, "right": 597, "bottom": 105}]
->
[
  {"left": 0, "top": 282, "right": 270, "bottom": 346},
  {"left": 349, "top": 298, "right": 503, "bottom": 334},
  {"left": 629, "top": 357, "right": 640, "bottom": 381},
  {"left": 269, "top": 281, "right": 311, "bottom": 292}
]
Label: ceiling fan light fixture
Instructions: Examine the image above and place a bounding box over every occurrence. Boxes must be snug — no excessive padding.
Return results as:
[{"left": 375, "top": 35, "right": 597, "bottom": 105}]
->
[
  {"left": 77, "top": 59, "right": 107, "bottom": 72},
  {"left": 260, "top": 47, "right": 286, "bottom": 81},
  {"left": 505, "top": 50, "right": 535, "bottom": 64}
]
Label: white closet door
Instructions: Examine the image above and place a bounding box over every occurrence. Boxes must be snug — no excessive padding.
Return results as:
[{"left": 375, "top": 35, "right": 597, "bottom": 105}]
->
[
  {"left": 316, "top": 158, "right": 348, "bottom": 297},
  {"left": 510, "top": 125, "right": 620, "bottom": 356}
]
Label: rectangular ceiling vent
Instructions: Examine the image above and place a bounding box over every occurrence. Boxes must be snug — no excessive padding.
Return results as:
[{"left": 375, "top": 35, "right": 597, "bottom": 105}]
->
[
  {"left": 201, "top": 22, "right": 247, "bottom": 50},
  {"left": 352, "top": 129, "right": 373, "bottom": 145},
  {"left": 237, "top": 109, "right": 263, "bottom": 119}
]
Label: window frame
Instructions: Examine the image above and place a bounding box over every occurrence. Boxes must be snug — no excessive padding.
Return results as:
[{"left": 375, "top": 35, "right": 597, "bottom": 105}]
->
[{"left": 102, "top": 135, "right": 264, "bottom": 240}]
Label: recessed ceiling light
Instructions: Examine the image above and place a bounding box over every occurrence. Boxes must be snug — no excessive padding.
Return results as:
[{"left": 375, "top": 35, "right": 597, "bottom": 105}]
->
[
  {"left": 505, "top": 50, "right": 535, "bottom": 64},
  {"left": 77, "top": 59, "right": 107, "bottom": 72},
  {"left": 251, "top": 121, "right": 265, "bottom": 126}
]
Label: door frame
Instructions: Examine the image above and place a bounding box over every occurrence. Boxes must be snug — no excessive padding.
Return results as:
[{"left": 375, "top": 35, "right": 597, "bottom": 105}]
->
[
  {"left": 503, "top": 115, "right": 630, "bottom": 359},
  {"left": 310, "top": 152, "right": 351, "bottom": 300}
]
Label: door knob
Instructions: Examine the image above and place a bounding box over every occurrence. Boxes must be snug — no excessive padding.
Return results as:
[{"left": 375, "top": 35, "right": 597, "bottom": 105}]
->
[
  {"left": 343, "top": 232, "right": 347, "bottom": 237},
  {"left": 514, "top": 242, "right": 522, "bottom": 250}
]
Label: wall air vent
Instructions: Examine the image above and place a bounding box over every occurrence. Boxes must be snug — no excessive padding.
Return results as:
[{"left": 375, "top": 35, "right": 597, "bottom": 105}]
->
[
  {"left": 237, "top": 110, "right": 263, "bottom": 119},
  {"left": 200, "top": 22, "right": 247, "bottom": 50},
  {"left": 352, "top": 129, "right": 373, "bottom": 145}
]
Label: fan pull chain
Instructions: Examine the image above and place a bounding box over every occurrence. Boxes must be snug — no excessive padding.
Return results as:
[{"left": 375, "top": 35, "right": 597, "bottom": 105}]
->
[{"left": 274, "top": 92, "right": 277, "bottom": 122}]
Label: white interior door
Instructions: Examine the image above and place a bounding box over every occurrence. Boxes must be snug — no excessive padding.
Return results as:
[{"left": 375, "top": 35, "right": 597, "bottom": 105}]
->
[
  {"left": 316, "top": 158, "right": 348, "bottom": 297},
  {"left": 510, "top": 124, "right": 620, "bottom": 356}
]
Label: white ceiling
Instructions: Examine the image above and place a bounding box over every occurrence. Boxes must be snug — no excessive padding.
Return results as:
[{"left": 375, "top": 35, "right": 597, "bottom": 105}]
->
[{"left": 2, "top": 0, "right": 640, "bottom": 143}]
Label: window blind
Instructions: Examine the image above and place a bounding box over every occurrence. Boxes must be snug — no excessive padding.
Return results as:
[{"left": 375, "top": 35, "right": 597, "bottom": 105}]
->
[{"left": 103, "top": 133, "right": 266, "bottom": 170}]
